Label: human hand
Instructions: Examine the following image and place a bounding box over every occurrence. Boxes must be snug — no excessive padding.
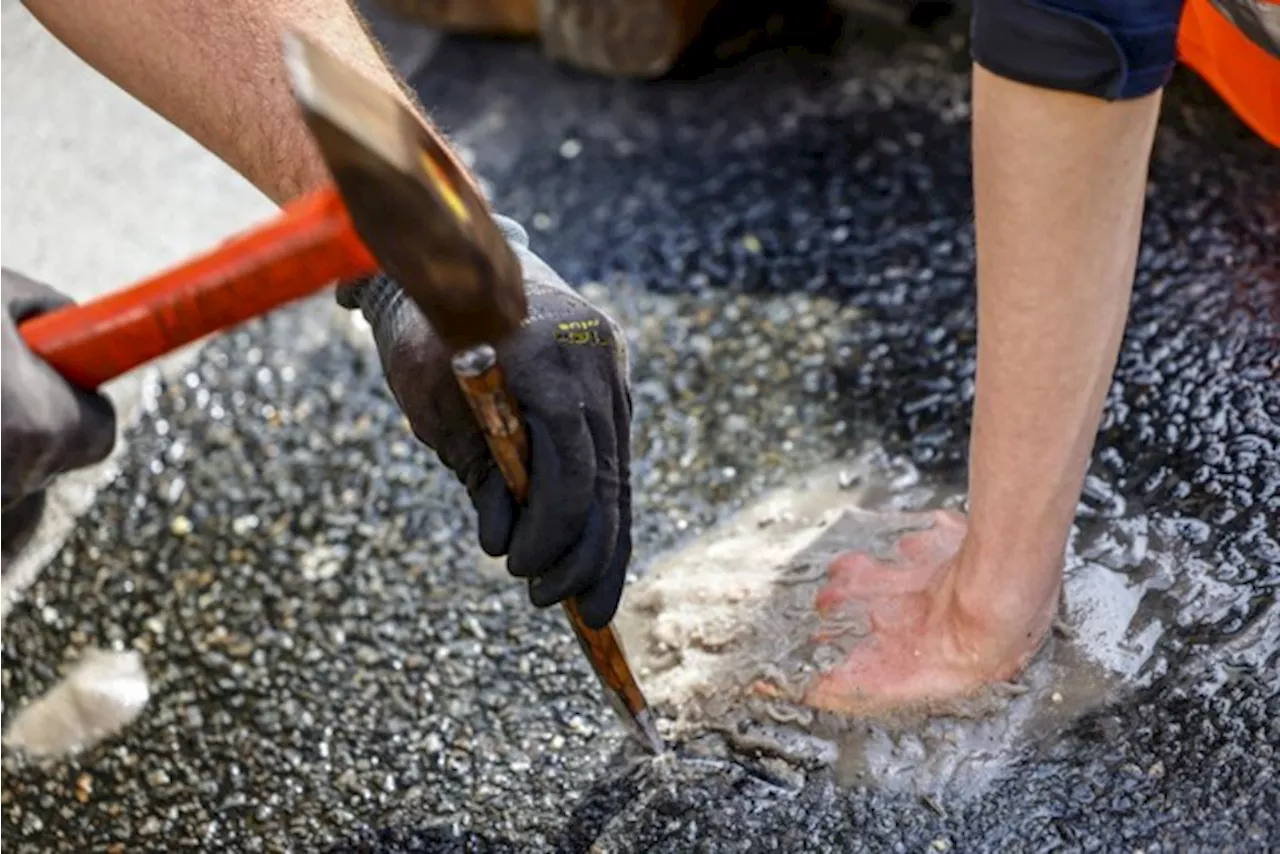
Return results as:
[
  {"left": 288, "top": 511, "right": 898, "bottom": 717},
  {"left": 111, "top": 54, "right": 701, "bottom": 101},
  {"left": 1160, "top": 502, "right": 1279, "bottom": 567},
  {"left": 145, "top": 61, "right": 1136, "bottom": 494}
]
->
[
  {"left": 1, "top": 269, "right": 118, "bottom": 511},
  {"left": 767, "top": 510, "right": 1061, "bottom": 716},
  {"left": 339, "top": 217, "right": 633, "bottom": 628}
]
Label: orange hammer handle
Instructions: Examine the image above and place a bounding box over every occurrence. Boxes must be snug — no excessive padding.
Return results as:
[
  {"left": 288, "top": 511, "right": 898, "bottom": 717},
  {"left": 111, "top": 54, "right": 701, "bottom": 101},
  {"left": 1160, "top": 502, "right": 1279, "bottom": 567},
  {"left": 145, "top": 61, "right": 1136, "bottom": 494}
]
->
[{"left": 17, "top": 188, "right": 377, "bottom": 390}]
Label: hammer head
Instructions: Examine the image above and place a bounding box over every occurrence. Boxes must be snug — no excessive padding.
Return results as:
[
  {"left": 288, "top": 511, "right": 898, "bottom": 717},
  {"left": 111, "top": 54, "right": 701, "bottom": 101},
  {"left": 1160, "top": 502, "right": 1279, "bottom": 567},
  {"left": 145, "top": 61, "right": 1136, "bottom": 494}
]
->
[{"left": 283, "top": 31, "right": 526, "bottom": 351}]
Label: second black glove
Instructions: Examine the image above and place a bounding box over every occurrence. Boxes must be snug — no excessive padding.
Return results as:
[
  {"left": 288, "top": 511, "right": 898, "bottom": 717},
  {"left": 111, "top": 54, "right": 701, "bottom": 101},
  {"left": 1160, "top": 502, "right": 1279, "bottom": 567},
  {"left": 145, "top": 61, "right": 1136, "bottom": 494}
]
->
[{"left": 339, "top": 217, "right": 633, "bottom": 629}]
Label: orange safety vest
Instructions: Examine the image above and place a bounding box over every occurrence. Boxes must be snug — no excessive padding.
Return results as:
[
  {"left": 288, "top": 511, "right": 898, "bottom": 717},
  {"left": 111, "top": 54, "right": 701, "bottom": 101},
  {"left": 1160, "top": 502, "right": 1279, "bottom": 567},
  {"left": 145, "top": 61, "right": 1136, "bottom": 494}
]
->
[{"left": 1178, "top": 0, "right": 1280, "bottom": 146}]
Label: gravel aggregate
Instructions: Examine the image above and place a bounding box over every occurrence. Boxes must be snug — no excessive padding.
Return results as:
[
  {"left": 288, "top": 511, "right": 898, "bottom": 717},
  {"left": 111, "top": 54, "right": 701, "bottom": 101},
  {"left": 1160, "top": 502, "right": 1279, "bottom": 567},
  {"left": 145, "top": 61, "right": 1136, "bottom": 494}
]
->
[{"left": 3, "top": 15, "right": 1278, "bottom": 854}]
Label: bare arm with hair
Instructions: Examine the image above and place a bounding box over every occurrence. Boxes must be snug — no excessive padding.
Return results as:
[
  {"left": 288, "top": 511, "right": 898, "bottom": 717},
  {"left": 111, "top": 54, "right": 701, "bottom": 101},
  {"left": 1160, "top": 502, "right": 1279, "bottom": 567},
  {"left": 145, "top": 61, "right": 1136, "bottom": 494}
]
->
[
  {"left": 805, "top": 66, "right": 1163, "bottom": 714},
  {"left": 22, "top": 0, "right": 441, "bottom": 204}
]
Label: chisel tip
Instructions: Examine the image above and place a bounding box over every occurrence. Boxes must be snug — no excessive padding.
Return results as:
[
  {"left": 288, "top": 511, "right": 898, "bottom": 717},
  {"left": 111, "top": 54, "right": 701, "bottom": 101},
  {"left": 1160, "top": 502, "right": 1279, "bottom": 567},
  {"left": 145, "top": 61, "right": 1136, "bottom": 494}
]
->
[{"left": 631, "top": 707, "right": 666, "bottom": 755}]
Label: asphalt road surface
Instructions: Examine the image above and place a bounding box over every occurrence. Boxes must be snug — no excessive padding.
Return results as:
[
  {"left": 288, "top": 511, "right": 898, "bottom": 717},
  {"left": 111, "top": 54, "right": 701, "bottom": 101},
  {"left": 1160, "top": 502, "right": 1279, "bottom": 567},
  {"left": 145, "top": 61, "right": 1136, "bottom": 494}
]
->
[{"left": 3, "top": 14, "right": 1277, "bottom": 854}]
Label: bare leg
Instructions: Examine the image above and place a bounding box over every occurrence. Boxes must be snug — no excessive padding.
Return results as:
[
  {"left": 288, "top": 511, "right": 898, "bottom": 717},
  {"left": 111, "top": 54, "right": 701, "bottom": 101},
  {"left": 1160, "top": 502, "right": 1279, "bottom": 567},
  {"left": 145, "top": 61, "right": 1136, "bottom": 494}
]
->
[
  {"left": 379, "top": 0, "right": 540, "bottom": 37},
  {"left": 386, "top": 0, "right": 719, "bottom": 78},
  {"left": 802, "top": 65, "right": 1163, "bottom": 715},
  {"left": 537, "top": 0, "right": 721, "bottom": 77}
]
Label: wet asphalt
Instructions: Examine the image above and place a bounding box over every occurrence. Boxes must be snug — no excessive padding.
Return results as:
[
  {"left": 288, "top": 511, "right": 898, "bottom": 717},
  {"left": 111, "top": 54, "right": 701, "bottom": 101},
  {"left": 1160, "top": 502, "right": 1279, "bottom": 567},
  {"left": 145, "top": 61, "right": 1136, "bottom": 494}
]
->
[{"left": 3, "top": 12, "right": 1279, "bottom": 854}]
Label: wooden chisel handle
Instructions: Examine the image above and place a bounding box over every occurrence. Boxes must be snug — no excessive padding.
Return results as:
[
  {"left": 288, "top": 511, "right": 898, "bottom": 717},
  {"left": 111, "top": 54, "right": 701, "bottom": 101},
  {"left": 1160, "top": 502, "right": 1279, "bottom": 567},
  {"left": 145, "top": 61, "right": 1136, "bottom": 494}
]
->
[
  {"left": 18, "top": 188, "right": 377, "bottom": 390},
  {"left": 452, "top": 345, "right": 661, "bottom": 750}
]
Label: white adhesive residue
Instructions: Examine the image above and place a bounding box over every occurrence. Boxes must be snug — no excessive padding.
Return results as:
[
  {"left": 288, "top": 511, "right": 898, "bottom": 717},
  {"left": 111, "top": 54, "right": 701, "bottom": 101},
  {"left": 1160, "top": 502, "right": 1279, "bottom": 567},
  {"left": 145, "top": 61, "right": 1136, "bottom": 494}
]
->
[
  {"left": 4, "top": 648, "right": 150, "bottom": 757},
  {"left": 616, "top": 463, "right": 903, "bottom": 731},
  {"left": 618, "top": 451, "right": 1177, "bottom": 800}
]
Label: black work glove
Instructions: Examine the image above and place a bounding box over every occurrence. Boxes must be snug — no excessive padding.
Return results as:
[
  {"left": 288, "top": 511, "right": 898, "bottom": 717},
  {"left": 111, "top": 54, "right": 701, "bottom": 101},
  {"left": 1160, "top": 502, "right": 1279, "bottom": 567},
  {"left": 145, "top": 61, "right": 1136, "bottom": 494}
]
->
[
  {"left": 1, "top": 269, "right": 117, "bottom": 512},
  {"left": 338, "top": 217, "right": 633, "bottom": 628}
]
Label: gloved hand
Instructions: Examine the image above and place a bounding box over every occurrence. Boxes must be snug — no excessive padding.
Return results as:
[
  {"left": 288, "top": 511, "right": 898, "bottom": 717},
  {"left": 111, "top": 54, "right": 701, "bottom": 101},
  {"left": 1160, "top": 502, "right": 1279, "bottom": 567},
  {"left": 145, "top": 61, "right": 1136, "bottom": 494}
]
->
[
  {"left": 1, "top": 269, "right": 118, "bottom": 512},
  {"left": 338, "top": 217, "right": 633, "bottom": 628}
]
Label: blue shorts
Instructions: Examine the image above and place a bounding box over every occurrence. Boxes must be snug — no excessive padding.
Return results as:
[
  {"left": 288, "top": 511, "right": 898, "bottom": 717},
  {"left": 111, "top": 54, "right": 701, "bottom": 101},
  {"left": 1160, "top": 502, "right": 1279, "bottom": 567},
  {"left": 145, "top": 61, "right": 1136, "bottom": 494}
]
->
[{"left": 971, "top": 0, "right": 1187, "bottom": 100}]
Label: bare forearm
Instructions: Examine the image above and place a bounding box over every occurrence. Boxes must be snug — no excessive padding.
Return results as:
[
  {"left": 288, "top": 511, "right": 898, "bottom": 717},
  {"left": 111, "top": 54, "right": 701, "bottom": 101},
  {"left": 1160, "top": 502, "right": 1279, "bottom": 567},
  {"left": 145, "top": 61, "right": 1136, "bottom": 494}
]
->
[
  {"left": 966, "top": 65, "right": 1161, "bottom": 585},
  {"left": 24, "top": 0, "right": 438, "bottom": 204}
]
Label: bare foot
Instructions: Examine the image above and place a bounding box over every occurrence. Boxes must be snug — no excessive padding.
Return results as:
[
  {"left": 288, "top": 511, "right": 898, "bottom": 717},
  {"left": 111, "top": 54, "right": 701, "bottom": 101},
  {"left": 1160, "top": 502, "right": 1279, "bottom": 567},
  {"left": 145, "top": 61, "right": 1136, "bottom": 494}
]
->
[{"left": 797, "top": 510, "right": 1059, "bottom": 716}]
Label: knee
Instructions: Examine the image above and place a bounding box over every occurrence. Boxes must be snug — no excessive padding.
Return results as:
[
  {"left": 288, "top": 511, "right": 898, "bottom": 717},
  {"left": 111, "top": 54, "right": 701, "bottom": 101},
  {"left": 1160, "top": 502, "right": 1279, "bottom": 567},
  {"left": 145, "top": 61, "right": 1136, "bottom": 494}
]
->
[{"left": 971, "top": 0, "right": 1187, "bottom": 100}]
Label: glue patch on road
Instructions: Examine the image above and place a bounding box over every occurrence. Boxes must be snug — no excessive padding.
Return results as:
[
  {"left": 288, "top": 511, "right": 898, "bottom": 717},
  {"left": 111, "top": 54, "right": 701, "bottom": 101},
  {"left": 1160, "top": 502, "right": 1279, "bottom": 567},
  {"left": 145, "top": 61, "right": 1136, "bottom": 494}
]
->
[
  {"left": 617, "top": 463, "right": 921, "bottom": 715},
  {"left": 3, "top": 648, "right": 150, "bottom": 758},
  {"left": 617, "top": 450, "right": 1172, "bottom": 799}
]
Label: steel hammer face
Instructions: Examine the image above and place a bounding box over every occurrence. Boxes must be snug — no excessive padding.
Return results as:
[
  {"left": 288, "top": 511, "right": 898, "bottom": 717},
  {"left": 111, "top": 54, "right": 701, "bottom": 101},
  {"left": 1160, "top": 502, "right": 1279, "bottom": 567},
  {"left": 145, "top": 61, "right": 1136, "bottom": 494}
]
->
[{"left": 282, "top": 31, "right": 526, "bottom": 352}]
